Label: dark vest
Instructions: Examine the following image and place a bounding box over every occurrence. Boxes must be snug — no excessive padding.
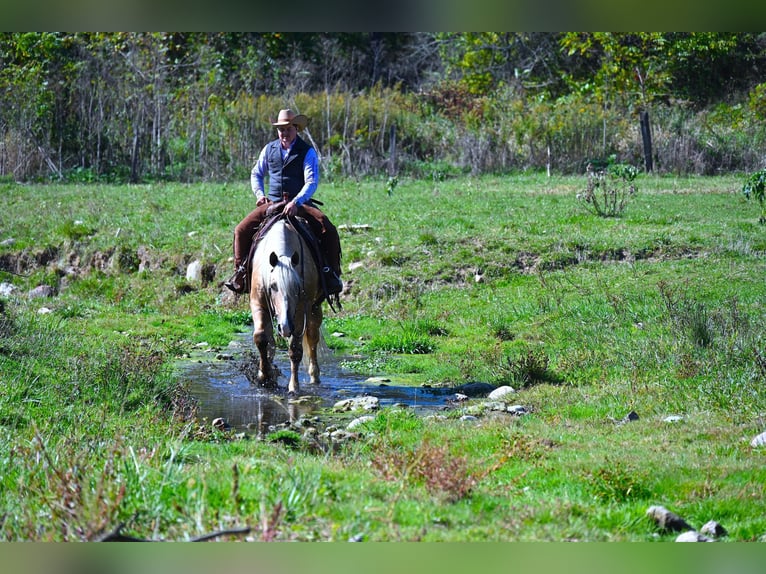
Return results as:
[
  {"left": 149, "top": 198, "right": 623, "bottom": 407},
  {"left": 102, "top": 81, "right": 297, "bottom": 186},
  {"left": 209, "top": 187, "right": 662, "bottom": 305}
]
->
[{"left": 266, "top": 137, "right": 311, "bottom": 202}]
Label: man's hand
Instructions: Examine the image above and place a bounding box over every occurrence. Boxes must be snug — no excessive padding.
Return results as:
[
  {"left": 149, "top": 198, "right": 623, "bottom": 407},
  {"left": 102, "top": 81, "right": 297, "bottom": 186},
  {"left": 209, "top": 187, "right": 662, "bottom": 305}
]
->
[
  {"left": 256, "top": 196, "right": 268, "bottom": 206},
  {"left": 284, "top": 199, "right": 299, "bottom": 217}
]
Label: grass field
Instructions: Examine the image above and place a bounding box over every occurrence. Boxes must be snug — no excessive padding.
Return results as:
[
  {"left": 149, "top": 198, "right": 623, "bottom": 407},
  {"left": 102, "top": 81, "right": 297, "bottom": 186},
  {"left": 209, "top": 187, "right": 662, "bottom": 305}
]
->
[{"left": 1, "top": 172, "right": 765, "bottom": 541}]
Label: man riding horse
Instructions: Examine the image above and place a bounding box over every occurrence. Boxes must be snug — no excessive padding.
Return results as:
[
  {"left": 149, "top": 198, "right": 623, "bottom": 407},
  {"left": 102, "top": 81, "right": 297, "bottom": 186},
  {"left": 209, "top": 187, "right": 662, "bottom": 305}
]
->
[{"left": 225, "top": 108, "right": 342, "bottom": 302}]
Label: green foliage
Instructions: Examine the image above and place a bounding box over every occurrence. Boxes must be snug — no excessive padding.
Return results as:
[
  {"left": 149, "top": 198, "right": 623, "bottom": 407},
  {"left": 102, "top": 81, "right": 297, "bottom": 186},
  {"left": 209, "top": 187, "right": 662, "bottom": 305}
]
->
[
  {"left": 2, "top": 32, "right": 764, "bottom": 183},
  {"left": 580, "top": 158, "right": 638, "bottom": 217},
  {"left": 364, "top": 321, "right": 435, "bottom": 355},
  {"left": 57, "top": 219, "right": 95, "bottom": 241},
  {"left": 495, "top": 346, "right": 557, "bottom": 388},
  {"left": 585, "top": 460, "right": 653, "bottom": 503},
  {"left": 742, "top": 168, "right": 766, "bottom": 223}
]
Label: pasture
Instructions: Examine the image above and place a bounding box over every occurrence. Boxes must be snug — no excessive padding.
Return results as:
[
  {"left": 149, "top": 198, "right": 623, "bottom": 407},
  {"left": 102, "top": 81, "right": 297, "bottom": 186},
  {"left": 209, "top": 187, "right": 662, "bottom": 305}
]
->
[{"left": 1, "top": 172, "right": 765, "bottom": 542}]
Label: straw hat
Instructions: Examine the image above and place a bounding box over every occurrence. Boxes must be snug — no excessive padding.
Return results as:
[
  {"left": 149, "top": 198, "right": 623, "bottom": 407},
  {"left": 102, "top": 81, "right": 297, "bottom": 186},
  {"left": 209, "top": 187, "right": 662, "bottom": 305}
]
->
[{"left": 271, "top": 108, "right": 309, "bottom": 130}]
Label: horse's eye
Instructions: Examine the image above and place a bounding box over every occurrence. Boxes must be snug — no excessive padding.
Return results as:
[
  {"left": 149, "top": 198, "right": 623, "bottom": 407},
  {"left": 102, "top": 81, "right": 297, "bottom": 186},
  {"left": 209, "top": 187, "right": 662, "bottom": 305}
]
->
[{"left": 270, "top": 282, "right": 278, "bottom": 292}]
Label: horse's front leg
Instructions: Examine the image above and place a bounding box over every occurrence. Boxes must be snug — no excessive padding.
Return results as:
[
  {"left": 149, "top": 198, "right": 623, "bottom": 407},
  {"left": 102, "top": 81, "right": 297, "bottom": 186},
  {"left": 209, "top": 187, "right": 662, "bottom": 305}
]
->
[
  {"left": 287, "top": 334, "right": 303, "bottom": 395},
  {"left": 305, "top": 303, "right": 323, "bottom": 385},
  {"left": 251, "top": 299, "right": 276, "bottom": 386}
]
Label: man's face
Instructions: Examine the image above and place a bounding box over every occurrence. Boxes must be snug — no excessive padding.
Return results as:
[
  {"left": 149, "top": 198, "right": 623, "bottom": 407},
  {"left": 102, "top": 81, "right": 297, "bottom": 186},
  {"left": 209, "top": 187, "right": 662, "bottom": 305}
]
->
[{"left": 277, "top": 124, "right": 297, "bottom": 148}]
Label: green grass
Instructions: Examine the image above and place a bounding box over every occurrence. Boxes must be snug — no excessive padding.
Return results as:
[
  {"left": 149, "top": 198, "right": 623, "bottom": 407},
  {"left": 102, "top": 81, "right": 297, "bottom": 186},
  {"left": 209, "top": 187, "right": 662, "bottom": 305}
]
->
[{"left": 1, "top": 173, "right": 765, "bottom": 541}]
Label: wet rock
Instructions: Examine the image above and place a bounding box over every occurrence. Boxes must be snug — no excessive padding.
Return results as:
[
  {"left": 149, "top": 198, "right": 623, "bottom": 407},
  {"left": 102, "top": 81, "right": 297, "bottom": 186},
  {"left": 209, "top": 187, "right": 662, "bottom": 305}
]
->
[
  {"left": 0, "top": 282, "right": 17, "bottom": 296},
  {"left": 700, "top": 520, "right": 727, "bottom": 538},
  {"left": 488, "top": 386, "right": 516, "bottom": 400},
  {"left": 675, "top": 531, "right": 713, "bottom": 542},
  {"left": 506, "top": 405, "right": 529, "bottom": 416},
  {"left": 459, "top": 415, "right": 479, "bottom": 422},
  {"left": 28, "top": 285, "right": 55, "bottom": 298},
  {"left": 750, "top": 431, "right": 766, "bottom": 447},
  {"left": 455, "top": 382, "right": 496, "bottom": 397},
  {"left": 215, "top": 353, "right": 234, "bottom": 361},
  {"left": 333, "top": 396, "right": 379, "bottom": 412},
  {"left": 453, "top": 393, "right": 469, "bottom": 402},
  {"left": 1, "top": 238, "right": 15, "bottom": 246},
  {"left": 646, "top": 505, "right": 693, "bottom": 533},
  {"left": 365, "top": 376, "right": 390, "bottom": 384}
]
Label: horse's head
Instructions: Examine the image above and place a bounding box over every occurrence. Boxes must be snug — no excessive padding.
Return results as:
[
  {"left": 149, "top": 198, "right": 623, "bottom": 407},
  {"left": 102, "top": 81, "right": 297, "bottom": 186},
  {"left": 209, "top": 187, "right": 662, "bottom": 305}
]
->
[{"left": 267, "top": 249, "right": 305, "bottom": 338}]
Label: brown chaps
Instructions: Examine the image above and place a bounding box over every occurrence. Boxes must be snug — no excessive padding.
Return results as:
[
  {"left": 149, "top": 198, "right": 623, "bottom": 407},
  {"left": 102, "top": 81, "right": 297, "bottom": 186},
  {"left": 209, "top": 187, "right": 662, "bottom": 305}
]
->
[{"left": 233, "top": 202, "right": 341, "bottom": 274}]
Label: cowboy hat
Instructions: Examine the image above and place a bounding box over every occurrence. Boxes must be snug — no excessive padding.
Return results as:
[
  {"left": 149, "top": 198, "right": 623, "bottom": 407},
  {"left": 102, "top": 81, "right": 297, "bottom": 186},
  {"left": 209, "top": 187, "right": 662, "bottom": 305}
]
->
[{"left": 271, "top": 108, "right": 309, "bottom": 130}]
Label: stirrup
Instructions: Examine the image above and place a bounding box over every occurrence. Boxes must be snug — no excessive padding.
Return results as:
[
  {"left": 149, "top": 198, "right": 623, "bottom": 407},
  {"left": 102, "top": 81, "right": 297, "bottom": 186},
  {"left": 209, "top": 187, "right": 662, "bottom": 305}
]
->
[{"left": 225, "top": 265, "right": 247, "bottom": 294}]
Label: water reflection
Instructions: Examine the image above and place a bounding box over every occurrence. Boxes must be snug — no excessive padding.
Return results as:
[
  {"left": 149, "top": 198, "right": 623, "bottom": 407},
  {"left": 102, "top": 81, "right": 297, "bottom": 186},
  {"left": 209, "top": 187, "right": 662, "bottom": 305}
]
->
[{"left": 179, "top": 337, "right": 452, "bottom": 435}]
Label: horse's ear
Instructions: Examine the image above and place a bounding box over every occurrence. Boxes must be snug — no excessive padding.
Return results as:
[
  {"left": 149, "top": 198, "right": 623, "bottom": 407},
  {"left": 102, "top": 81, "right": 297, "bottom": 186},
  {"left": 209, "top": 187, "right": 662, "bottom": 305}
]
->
[
  {"left": 269, "top": 252, "right": 279, "bottom": 267},
  {"left": 291, "top": 251, "right": 300, "bottom": 266}
]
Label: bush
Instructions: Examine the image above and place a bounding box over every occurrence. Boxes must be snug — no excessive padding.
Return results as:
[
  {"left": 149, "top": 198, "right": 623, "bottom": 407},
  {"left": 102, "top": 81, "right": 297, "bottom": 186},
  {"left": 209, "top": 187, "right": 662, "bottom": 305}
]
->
[
  {"left": 580, "top": 158, "right": 638, "bottom": 217},
  {"left": 742, "top": 167, "right": 766, "bottom": 224}
]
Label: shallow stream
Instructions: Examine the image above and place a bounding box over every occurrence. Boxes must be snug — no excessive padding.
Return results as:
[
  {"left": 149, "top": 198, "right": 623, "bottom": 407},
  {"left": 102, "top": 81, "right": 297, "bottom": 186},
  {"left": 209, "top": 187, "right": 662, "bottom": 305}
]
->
[{"left": 179, "top": 334, "right": 454, "bottom": 435}]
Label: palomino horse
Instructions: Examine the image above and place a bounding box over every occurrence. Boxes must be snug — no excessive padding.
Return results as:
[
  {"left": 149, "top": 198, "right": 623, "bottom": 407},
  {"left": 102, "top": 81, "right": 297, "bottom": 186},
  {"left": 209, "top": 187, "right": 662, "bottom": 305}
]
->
[{"left": 249, "top": 216, "right": 324, "bottom": 394}]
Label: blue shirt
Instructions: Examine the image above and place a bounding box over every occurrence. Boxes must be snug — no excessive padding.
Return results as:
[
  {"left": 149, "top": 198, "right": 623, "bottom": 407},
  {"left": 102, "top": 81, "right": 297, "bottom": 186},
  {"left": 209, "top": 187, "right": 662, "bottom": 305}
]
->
[{"left": 250, "top": 138, "right": 319, "bottom": 206}]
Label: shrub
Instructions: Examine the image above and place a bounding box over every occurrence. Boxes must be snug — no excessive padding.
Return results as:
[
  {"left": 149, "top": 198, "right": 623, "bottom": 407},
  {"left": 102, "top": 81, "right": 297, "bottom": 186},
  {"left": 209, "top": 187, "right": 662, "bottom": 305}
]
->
[
  {"left": 580, "top": 158, "right": 638, "bottom": 217},
  {"left": 496, "top": 346, "right": 557, "bottom": 388},
  {"left": 742, "top": 167, "right": 766, "bottom": 224}
]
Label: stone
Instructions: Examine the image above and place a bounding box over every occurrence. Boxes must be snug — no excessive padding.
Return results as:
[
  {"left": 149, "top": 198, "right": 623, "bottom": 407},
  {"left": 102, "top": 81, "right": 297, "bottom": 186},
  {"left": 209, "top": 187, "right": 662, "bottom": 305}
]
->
[
  {"left": 700, "top": 520, "right": 727, "bottom": 538},
  {"left": 675, "top": 531, "right": 713, "bottom": 542},
  {"left": 333, "top": 396, "right": 380, "bottom": 412},
  {"left": 488, "top": 385, "right": 516, "bottom": 400},
  {"left": 347, "top": 415, "right": 376, "bottom": 430},
  {"left": 212, "top": 417, "right": 230, "bottom": 432},
  {"left": 28, "top": 285, "right": 55, "bottom": 298},
  {"left": 455, "top": 382, "right": 495, "bottom": 397},
  {"left": 622, "top": 410, "right": 640, "bottom": 423},
  {"left": 186, "top": 259, "right": 202, "bottom": 281},
  {"left": 750, "top": 431, "right": 766, "bottom": 447},
  {"left": 646, "top": 505, "right": 694, "bottom": 533},
  {"left": 0, "top": 282, "right": 16, "bottom": 296}
]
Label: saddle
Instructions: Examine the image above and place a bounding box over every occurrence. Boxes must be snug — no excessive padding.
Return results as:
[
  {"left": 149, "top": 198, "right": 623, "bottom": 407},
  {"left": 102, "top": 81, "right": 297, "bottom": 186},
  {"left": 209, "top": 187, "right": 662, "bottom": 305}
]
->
[{"left": 246, "top": 201, "right": 341, "bottom": 312}]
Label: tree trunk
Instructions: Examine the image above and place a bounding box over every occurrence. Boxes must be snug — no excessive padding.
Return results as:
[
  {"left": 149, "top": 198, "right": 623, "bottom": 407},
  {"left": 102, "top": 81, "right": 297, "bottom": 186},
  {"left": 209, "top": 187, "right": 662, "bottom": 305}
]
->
[
  {"left": 640, "top": 110, "right": 653, "bottom": 172},
  {"left": 389, "top": 124, "right": 397, "bottom": 176}
]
